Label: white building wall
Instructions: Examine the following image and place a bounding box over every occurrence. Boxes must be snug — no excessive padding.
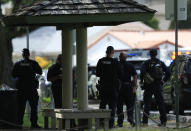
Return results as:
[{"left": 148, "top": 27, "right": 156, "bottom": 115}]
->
[{"left": 88, "top": 34, "right": 130, "bottom": 66}]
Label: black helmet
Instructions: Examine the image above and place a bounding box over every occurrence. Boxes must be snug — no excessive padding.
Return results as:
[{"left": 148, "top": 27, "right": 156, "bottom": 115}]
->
[
  {"left": 106, "top": 46, "right": 114, "bottom": 54},
  {"left": 149, "top": 49, "right": 157, "bottom": 57}
]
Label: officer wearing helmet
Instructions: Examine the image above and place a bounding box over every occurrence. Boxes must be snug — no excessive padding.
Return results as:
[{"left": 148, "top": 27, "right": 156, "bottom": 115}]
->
[
  {"left": 140, "top": 49, "right": 170, "bottom": 126},
  {"left": 12, "top": 48, "right": 42, "bottom": 128},
  {"left": 96, "top": 46, "right": 121, "bottom": 128}
]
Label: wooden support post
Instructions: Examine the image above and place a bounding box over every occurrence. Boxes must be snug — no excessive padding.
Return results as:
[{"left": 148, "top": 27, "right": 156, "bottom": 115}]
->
[
  {"left": 51, "top": 117, "right": 56, "bottom": 129},
  {"left": 88, "top": 119, "right": 92, "bottom": 130},
  {"left": 95, "top": 118, "right": 100, "bottom": 130},
  {"left": 65, "top": 119, "right": 70, "bottom": 130},
  {"left": 104, "top": 118, "right": 109, "bottom": 130},
  {"left": 44, "top": 117, "right": 48, "bottom": 129},
  {"left": 58, "top": 118, "right": 63, "bottom": 129}
]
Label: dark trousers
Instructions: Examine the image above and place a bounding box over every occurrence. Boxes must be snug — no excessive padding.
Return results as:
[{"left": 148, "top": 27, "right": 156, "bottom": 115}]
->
[
  {"left": 142, "top": 84, "right": 167, "bottom": 124},
  {"left": 17, "top": 89, "right": 39, "bottom": 126},
  {"left": 117, "top": 84, "right": 135, "bottom": 125},
  {"left": 51, "top": 85, "right": 62, "bottom": 108},
  {"left": 99, "top": 88, "right": 117, "bottom": 127}
]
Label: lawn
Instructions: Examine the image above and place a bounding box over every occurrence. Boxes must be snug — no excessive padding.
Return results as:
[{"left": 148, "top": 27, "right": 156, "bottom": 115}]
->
[
  {"left": 23, "top": 113, "right": 191, "bottom": 131},
  {"left": 107, "top": 129, "right": 190, "bottom": 131},
  {"left": 23, "top": 112, "right": 44, "bottom": 128}
]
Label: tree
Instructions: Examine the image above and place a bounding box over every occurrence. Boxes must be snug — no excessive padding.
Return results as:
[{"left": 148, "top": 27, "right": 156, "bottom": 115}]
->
[
  {"left": 170, "top": 0, "right": 191, "bottom": 29},
  {"left": 0, "top": 0, "right": 38, "bottom": 87},
  {"left": 143, "top": 17, "right": 159, "bottom": 30}
]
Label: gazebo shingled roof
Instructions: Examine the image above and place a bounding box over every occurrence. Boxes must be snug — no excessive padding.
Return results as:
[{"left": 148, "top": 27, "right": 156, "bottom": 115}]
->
[{"left": 4, "top": 0, "right": 156, "bottom": 26}]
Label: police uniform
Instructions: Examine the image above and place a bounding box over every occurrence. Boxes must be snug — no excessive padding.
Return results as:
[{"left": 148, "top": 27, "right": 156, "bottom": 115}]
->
[
  {"left": 141, "top": 58, "right": 170, "bottom": 125},
  {"left": 117, "top": 61, "right": 137, "bottom": 126},
  {"left": 47, "top": 63, "right": 62, "bottom": 108},
  {"left": 12, "top": 59, "right": 42, "bottom": 127},
  {"left": 96, "top": 57, "right": 121, "bottom": 128}
]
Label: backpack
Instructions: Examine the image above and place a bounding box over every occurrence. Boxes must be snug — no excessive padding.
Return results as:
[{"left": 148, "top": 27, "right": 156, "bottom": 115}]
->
[{"left": 144, "top": 59, "right": 163, "bottom": 84}]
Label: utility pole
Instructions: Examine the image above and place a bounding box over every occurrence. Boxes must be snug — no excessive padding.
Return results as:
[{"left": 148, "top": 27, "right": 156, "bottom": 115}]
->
[
  {"left": 26, "top": 27, "right": 29, "bottom": 49},
  {"left": 174, "top": 0, "right": 179, "bottom": 128}
]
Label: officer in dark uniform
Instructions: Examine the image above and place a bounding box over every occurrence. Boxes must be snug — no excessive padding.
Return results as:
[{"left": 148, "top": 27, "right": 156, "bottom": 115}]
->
[
  {"left": 117, "top": 52, "right": 137, "bottom": 127},
  {"left": 47, "top": 54, "right": 62, "bottom": 108},
  {"left": 12, "top": 48, "right": 42, "bottom": 128},
  {"left": 140, "top": 49, "right": 170, "bottom": 126},
  {"left": 47, "top": 55, "right": 76, "bottom": 129},
  {"left": 96, "top": 46, "right": 121, "bottom": 128}
]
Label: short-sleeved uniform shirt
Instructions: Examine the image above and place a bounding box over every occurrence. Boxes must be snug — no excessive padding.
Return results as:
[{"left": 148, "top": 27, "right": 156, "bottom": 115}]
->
[
  {"left": 96, "top": 57, "right": 121, "bottom": 88},
  {"left": 120, "top": 61, "right": 137, "bottom": 83},
  {"left": 12, "top": 59, "right": 42, "bottom": 90},
  {"left": 96, "top": 57, "right": 121, "bottom": 83},
  {"left": 47, "top": 63, "right": 62, "bottom": 87}
]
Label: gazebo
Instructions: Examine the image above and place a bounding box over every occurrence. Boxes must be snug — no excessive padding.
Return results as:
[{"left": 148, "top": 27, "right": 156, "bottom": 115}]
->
[{"left": 4, "top": 0, "right": 155, "bottom": 129}]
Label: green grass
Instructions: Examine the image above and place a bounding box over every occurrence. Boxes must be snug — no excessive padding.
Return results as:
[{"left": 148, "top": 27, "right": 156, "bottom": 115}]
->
[
  {"left": 23, "top": 113, "right": 190, "bottom": 131},
  {"left": 106, "top": 129, "right": 190, "bottom": 131},
  {"left": 23, "top": 112, "right": 44, "bottom": 127},
  {"left": 95, "top": 127, "right": 191, "bottom": 131}
]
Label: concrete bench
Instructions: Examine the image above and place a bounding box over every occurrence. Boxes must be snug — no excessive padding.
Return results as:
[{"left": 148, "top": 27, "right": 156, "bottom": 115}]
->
[
  {"left": 54, "top": 109, "right": 111, "bottom": 130},
  {"left": 42, "top": 109, "right": 56, "bottom": 129}
]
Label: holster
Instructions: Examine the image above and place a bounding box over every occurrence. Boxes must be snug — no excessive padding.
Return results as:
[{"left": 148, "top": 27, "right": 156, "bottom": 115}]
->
[{"left": 33, "top": 78, "right": 39, "bottom": 89}]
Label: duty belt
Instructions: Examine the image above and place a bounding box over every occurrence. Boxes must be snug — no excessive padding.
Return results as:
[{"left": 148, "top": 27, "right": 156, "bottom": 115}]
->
[{"left": 122, "top": 82, "right": 132, "bottom": 86}]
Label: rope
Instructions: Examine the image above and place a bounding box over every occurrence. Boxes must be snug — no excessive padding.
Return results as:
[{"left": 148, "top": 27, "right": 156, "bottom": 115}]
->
[
  {"left": 142, "top": 111, "right": 161, "bottom": 125},
  {"left": 142, "top": 110, "right": 191, "bottom": 129},
  {"left": 0, "top": 119, "right": 23, "bottom": 129}
]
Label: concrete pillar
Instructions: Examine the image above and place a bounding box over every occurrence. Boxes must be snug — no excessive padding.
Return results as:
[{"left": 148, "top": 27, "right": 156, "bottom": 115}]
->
[
  {"left": 76, "top": 27, "right": 88, "bottom": 110},
  {"left": 62, "top": 29, "right": 73, "bottom": 109}
]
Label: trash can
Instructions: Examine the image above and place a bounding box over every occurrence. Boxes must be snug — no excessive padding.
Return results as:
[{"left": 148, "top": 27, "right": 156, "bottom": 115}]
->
[{"left": 0, "top": 89, "right": 18, "bottom": 129}]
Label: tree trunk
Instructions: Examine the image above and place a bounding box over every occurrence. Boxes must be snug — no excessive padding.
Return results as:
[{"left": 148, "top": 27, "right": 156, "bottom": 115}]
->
[
  {"left": 0, "top": 26, "right": 5, "bottom": 85},
  {"left": 0, "top": 0, "right": 38, "bottom": 87},
  {"left": 0, "top": 25, "right": 14, "bottom": 87},
  {"left": 0, "top": 0, "right": 2, "bottom": 17}
]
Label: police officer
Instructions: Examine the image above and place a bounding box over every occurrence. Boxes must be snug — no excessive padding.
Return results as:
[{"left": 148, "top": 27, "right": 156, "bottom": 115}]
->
[
  {"left": 117, "top": 52, "right": 137, "bottom": 127},
  {"left": 140, "top": 49, "right": 170, "bottom": 126},
  {"left": 96, "top": 46, "right": 121, "bottom": 128},
  {"left": 12, "top": 48, "right": 42, "bottom": 128},
  {"left": 47, "top": 54, "right": 62, "bottom": 108}
]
